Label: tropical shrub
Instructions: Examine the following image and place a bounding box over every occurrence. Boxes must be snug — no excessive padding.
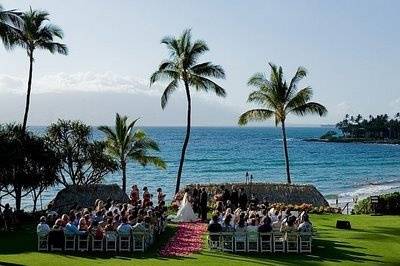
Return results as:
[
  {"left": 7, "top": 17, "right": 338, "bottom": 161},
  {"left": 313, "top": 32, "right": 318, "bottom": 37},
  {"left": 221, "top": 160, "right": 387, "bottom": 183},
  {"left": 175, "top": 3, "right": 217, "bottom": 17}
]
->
[
  {"left": 352, "top": 192, "right": 400, "bottom": 215},
  {"left": 45, "top": 120, "right": 117, "bottom": 187}
]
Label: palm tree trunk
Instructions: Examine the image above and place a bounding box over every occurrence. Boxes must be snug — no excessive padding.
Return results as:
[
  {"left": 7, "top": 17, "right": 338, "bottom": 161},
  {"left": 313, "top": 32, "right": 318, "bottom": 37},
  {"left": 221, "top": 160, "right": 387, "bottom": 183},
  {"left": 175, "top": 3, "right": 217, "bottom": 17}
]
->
[
  {"left": 121, "top": 160, "right": 127, "bottom": 195},
  {"left": 22, "top": 51, "right": 34, "bottom": 132},
  {"left": 281, "top": 121, "right": 291, "bottom": 184},
  {"left": 15, "top": 184, "right": 22, "bottom": 212},
  {"left": 175, "top": 80, "right": 191, "bottom": 195}
]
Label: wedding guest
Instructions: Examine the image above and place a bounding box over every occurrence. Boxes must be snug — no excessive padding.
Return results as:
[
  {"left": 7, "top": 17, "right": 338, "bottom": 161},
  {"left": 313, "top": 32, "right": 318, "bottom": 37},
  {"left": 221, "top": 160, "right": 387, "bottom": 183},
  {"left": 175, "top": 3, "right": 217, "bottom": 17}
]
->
[
  {"left": 117, "top": 216, "right": 132, "bottom": 235},
  {"left": 157, "top": 188, "right": 165, "bottom": 205},
  {"left": 129, "top": 185, "right": 138, "bottom": 206},
  {"left": 230, "top": 186, "right": 239, "bottom": 209},
  {"left": 222, "top": 214, "right": 234, "bottom": 232},
  {"left": 298, "top": 214, "right": 313, "bottom": 233},
  {"left": 222, "top": 188, "right": 231, "bottom": 204},
  {"left": 52, "top": 219, "right": 64, "bottom": 230},
  {"left": 208, "top": 214, "right": 222, "bottom": 233},
  {"left": 200, "top": 188, "right": 208, "bottom": 221},
  {"left": 238, "top": 188, "right": 248, "bottom": 210},
  {"left": 272, "top": 214, "right": 282, "bottom": 231},
  {"left": 258, "top": 216, "right": 272, "bottom": 233},
  {"left": 37, "top": 216, "right": 51, "bottom": 237},
  {"left": 142, "top": 187, "right": 151, "bottom": 207}
]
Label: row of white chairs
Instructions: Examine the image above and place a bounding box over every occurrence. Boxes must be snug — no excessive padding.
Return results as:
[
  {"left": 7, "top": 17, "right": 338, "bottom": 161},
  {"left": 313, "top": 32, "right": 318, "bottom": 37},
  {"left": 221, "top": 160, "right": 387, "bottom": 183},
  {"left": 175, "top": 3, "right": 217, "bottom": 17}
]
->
[
  {"left": 38, "top": 231, "right": 150, "bottom": 252},
  {"left": 207, "top": 231, "right": 312, "bottom": 253}
]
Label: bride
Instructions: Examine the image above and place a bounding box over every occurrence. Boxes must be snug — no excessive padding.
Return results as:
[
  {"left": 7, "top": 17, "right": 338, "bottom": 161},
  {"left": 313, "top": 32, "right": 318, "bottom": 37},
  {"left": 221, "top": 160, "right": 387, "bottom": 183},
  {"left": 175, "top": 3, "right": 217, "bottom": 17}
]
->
[{"left": 173, "top": 191, "right": 198, "bottom": 222}]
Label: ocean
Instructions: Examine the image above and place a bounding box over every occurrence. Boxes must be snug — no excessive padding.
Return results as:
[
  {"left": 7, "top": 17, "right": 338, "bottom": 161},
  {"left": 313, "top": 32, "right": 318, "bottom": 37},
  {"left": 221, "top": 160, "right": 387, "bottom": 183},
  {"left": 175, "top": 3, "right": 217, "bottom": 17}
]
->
[{"left": 6, "top": 127, "right": 400, "bottom": 210}]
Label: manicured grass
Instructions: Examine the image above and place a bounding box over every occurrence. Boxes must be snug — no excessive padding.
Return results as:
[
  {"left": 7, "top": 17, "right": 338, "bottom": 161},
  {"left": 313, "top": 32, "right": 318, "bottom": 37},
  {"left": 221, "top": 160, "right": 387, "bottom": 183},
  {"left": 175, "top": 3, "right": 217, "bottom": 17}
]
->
[{"left": 0, "top": 214, "right": 399, "bottom": 265}]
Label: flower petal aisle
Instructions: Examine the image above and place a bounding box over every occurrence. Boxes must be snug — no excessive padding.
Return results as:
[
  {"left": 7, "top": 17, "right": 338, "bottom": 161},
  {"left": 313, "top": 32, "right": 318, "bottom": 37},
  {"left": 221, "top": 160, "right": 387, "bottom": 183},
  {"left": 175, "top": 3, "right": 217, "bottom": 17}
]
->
[{"left": 159, "top": 222, "right": 207, "bottom": 257}]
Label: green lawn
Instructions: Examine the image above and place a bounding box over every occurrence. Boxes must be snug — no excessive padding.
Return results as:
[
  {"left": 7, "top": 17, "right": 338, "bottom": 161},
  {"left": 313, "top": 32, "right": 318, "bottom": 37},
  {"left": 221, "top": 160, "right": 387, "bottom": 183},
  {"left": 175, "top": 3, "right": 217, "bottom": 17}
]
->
[{"left": 0, "top": 214, "right": 399, "bottom": 266}]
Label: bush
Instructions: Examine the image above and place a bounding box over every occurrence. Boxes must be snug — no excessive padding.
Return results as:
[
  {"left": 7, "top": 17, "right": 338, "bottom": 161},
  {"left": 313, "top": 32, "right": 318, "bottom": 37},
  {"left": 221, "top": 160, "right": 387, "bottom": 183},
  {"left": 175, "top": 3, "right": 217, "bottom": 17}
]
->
[{"left": 352, "top": 192, "right": 400, "bottom": 215}]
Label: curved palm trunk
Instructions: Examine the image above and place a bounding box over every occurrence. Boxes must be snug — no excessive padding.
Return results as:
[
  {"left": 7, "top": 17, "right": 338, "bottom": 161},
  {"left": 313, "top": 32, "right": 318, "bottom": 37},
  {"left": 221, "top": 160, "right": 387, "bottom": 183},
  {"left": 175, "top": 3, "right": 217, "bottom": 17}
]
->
[
  {"left": 121, "top": 160, "right": 127, "bottom": 195},
  {"left": 175, "top": 80, "right": 191, "bottom": 195},
  {"left": 22, "top": 51, "right": 34, "bottom": 132},
  {"left": 281, "top": 121, "right": 291, "bottom": 184}
]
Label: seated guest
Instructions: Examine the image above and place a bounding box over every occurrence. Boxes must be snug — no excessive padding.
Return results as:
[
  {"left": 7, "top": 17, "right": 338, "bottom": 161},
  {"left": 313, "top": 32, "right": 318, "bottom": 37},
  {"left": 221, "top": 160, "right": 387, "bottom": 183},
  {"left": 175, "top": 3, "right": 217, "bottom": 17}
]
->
[
  {"left": 104, "top": 218, "right": 116, "bottom": 232},
  {"left": 117, "top": 216, "right": 132, "bottom": 235},
  {"left": 128, "top": 214, "right": 137, "bottom": 226},
  {"left": 132, "top": 218, "right": 146, "bottom": 232},
  {"left": 247, "top": 218, "right": 258, "bottom": 233},
  {"left": 216, "top": 201, "right": 224, "bottom": 213},
  {"left": 235, "top": 218, "right": 247, "bottom": 233},
  {"left": 78, "top": 217, "right": 88, "bottom": 231},
  {"left": 208, "top": 214, "right": 222, "bottom": 233},
  {"left": 61, "top": 214, "right": 69, "bottom": 227},
  {"left": 52, "top": 219, "right": 64, "bottom": 230},
  {"left": 89, "top": 220, "right": 104, "bottom": 240},
  {"left": 281, "top": 215, "right": 297, "bottom": 233},
  {"left": 272, "top": 214, "right": 282, "bottom": 231},
  {"left": 222, "top": 214, "right": 234, "bottom": 232},
  {"left": 298, "top": 214, "right": 313, "bottom": 233},
  {"left": 65, "top": 216, "right": 85, "bottom": 236},
  {"left": 37, "top": 216, "right": 51, "bottom": 237},
  {"left": 258, "top": 216, "right": 272, "bottom": 233}
]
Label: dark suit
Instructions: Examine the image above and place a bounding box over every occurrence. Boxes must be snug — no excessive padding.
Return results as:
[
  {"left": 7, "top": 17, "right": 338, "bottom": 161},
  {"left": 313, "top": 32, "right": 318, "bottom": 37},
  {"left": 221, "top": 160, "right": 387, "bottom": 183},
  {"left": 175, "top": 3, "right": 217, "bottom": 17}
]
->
[
  {"left": 200, "top": 190, "right": 208, "bottom": 221},
  {"left": 230, "top": 190, "right": 239, "bottom": 208},
  {"left": 239, "top": 191, "right": 248, "bottom": 210}
]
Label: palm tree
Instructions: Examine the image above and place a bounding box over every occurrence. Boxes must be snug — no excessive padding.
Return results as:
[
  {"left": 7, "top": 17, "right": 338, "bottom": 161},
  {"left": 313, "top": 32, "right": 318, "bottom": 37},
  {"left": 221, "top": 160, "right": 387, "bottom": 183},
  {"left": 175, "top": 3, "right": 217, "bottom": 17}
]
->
[
  {"left": 150, "top": 29, "right": 226, "bottom": 194},
  {"left": 0, "top": 4, "right": 21, "bottom": 48},
  {"left": 239, "top": 63, "right": 327, "bottom": 184},
  {"left": 7, "top": 8, "right": 68, "bottom": 132},
  {"left": 99, "top": 113, "right": 166, "bottom": 194}
]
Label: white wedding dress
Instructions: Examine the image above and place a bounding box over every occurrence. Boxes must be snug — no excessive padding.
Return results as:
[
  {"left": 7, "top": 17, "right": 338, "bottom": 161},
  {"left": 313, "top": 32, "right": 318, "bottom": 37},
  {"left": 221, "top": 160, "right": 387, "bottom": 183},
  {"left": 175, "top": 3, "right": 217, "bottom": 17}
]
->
[{"left": 172, "top": 192, "right": 198, "bottom": 222}]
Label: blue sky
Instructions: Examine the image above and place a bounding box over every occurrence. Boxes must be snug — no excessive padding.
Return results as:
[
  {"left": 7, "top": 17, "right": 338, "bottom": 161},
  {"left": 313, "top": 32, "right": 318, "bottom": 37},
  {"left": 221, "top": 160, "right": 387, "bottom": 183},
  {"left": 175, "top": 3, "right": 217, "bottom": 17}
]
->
[{"left": 1, "top": 0, "right": 399, "bottom": 126}]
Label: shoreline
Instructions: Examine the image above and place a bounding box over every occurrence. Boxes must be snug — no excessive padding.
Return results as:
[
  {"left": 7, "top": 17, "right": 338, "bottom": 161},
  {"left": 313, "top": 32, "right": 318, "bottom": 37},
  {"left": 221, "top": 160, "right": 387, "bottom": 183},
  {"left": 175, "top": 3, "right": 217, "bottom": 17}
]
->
[{"left": 303, "top": 138, "right": 400, "bottom": 145}]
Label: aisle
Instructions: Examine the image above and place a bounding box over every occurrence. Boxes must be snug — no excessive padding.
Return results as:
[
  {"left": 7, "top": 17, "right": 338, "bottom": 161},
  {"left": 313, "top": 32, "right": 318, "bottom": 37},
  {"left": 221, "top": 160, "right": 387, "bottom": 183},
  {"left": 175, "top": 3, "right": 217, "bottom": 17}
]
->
[{"left": 159, "top": 222, "right": 207, "bottom": 257}]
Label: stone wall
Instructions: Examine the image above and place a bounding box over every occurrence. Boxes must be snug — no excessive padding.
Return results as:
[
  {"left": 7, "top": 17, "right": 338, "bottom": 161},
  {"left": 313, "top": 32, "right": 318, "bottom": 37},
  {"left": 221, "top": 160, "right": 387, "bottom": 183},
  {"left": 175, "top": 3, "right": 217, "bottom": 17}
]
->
[
  {"left": 48, "top": 184, "right": 129, "bottom": 214},
  {"left": 184, "top": 182, "right": 329, "bottom": 207}
]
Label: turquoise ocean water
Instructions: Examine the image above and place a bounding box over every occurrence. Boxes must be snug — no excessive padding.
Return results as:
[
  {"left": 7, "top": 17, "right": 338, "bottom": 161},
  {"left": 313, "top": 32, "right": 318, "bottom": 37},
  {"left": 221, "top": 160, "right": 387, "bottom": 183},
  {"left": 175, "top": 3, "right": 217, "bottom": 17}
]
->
[{"left": 14, "top": 127, "right": 400, "bottom": 210}]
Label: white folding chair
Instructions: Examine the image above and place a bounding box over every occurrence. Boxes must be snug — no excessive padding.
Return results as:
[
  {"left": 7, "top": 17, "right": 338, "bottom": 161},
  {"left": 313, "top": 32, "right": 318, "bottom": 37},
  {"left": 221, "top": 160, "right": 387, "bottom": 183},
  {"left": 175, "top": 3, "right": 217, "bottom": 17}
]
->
[
  {"left": 299, "top": 232, "right": 312, "bottom": 253},
  {"left": 259, "top": 232, "right": 272, "bottom": 253},
  {"left": 273, "top": 231, "right": 285, "bottom": 253},
  {"left": 132, "top": 232, "right": 145, "bottom": 252},
  {"left": 207, "top": 233, "right": 221, "bottom": 250},
  {"left": 247, "top": 231, "right": 259, "bottom": 252},
  {"left": 91, "top": 235, "right": 104, "bottom": 252},
  {"left": 118, "top": 234, "right": 131, "bottom": 252},
  {"left": 77, "top": 234, "right": 89, "bottom": 251},
  {"left": 220, "top": 232, "right": 234, "bottom": 252},
  {"left": 286, "top": 232, "right": 299, "bottom": 253},
  {"left": 105, "top": 231, "right": 117, "bottom": 252},
  {"left": 64, "top": 234, "right": 76, "bottom": 251},
  {"left": 37, "top": 234, "right": 49, "bottom": 251},
  {"left": 234, "top": 232, "right": 246, "bottom": 252}
]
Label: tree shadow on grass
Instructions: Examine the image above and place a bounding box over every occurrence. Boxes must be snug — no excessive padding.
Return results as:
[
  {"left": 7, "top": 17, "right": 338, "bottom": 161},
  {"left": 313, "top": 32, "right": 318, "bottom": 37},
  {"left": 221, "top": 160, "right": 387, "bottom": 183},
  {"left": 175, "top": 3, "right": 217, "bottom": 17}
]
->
[{"left": 199, "top": 238, "right": 383, "bottom": 266}]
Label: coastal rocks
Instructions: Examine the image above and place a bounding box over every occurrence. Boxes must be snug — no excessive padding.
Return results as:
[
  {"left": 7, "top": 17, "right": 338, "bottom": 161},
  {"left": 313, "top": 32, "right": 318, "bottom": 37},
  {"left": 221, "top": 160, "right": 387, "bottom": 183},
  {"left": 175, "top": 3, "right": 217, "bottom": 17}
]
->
[
  {"left": 184, "top": 182, "right": 329, "bottom": 207},
  {"left": 48, "top": 184, "right": 129, "bottom": 214}
]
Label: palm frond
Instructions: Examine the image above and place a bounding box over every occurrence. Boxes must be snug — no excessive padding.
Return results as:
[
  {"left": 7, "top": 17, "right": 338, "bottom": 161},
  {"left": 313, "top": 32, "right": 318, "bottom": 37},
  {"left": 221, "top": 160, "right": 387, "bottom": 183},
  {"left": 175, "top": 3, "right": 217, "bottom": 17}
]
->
[
  {"left": 190, "top": 75, "right": 226, "bottom": 97},
  {"left": 190, "top": 62, "right": 225, "bottom": 79},
  {"left": 289, "top": 102, "right": 328, "bottom": 116},
  {"left": 238, "top": 109, "right": 274, "bottom": 125},
  {"left": 285, "top": 86, "right": 313, "bottom": 111},
  {"left": 161, "top": 79, "right": 178, "bottom": 109}
]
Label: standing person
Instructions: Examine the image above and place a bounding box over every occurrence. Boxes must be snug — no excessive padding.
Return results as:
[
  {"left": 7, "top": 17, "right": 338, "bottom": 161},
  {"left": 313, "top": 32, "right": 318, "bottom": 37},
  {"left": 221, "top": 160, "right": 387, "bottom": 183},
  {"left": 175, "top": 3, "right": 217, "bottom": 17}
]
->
[
  {"left": 239, "top": 188, "right": 248, "bottom": 210},
  {"left": 200, "top": 188, "right": 208, "bottom": 222},
  {"left": 230, "top": 186, "right": 239, "bottom": 209},
  {"left": 142, "top": 187, "right": 151, "bottom": 207},
  {"left": 130, "top": 185, "right": 139, "bottom": 206},
  {"left": 192, "top": 184, "right": 200, "bottom": 215},
  {"left": 222, "top": 188, "right": 231, "bottom": 204}
]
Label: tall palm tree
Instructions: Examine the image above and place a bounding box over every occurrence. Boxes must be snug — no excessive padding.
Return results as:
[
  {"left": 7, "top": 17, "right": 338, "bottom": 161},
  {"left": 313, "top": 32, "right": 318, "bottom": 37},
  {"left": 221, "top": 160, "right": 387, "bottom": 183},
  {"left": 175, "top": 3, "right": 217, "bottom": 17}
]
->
[
  {"left": 239, "top": 63, "right": 327, "bottom": 184},
  {"left": 0, "top": 4, "right": 21, "bottom": 48},
  {"left": 150, "top": 29, "right": 226, "bottom": 194},
  {"left": 99, "top": 113, "right": 166, "bottom": 194},
  {"left": 7, "top": 8, "right": 68, "bottom": 132}
]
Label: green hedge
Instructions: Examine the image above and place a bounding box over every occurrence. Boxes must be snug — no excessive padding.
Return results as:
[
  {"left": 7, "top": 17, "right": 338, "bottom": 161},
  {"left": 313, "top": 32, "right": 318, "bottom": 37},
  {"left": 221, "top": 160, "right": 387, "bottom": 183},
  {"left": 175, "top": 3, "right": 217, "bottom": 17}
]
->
[{"left": 352, "top": 192, "right": 400, "bottom": 214}]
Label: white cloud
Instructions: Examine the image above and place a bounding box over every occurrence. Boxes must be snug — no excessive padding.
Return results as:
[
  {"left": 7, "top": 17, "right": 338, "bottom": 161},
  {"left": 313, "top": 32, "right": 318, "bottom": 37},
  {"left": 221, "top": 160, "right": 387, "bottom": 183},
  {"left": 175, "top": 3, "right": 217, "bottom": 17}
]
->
[{"left": 0, "top": 72, "right": 162, "bottom": 96}]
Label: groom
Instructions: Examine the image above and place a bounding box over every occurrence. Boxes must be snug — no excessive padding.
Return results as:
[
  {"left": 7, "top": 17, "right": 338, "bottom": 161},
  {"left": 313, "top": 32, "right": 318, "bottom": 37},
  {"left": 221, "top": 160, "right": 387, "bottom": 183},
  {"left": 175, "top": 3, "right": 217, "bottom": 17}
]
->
[{"left": 200, "top": 188, "right": 208, "bottom": 222}]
